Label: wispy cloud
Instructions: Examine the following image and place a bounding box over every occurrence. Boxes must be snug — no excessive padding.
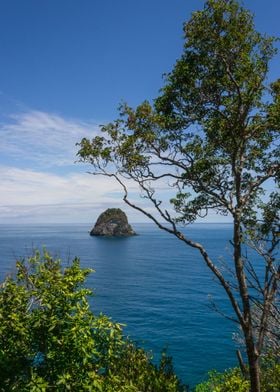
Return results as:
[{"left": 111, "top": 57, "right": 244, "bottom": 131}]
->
[
  {"left": 0, "top": 166, "right": 120, "bottom": 205},
  {"left": 0, "top": 165, "right": 148, "bottom": 223},
  {"left": 0, "top": 163, "right": 123, "bottom": 202},
  {"left": 1, "top": 109, "right": 229, "bottom": 223},
  {"left": 0, "top": 109, "right": 162, "bottom": 222},
  {"left": 0, "top": 110, "right": 98, "bottom": 167}
]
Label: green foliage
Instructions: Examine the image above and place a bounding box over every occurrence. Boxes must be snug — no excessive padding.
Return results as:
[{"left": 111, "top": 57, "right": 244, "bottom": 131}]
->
[
  {"left": 0, "top": 250, "right": 185, "bottom": 391},
  {"left": 77, "top": 0, "right": 279, "bottom": 228},
  {"left": 194, "top": 369, "right": 250, "bottom": 392},
  {"left": 194, "top": 360, "right": 280, "bottom": 392},
  {"left": 259, "top": 356, "right": 280, "bottom": 392}
]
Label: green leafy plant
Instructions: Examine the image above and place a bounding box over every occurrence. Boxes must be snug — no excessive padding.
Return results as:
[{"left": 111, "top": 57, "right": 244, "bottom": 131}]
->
[
  {"left": 0, "top": 250, "right": 186, "bottom": 391},
  {"left": 195, "top": 369, "right": 250, "bottom": 392},
  {"left": 194, "top": 359, "right": 280, "bottom": 392}
]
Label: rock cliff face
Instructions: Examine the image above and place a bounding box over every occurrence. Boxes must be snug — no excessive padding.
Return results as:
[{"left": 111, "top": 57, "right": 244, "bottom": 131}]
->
[{"left": 90, "top": 208, "right": 136, "bottom": 237}]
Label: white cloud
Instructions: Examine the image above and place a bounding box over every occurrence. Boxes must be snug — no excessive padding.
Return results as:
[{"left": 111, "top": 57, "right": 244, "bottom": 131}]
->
[
  {"left": 0, "top": 108, "right": 177, "bottom": 222},
  {"left": 0, "top": 166, "right": 149, "bottom": 223},
  {"left": 0, "top": 110, "right": 98, "bottom": 167},
  {"left": 0, "top": 166, "right": 119, "bottom": 205},
  {"left": 0, "top": 104, "right": 164, "bottom": 223},
  {"left": 0, "top": 109, "right": 231, "bottom": 224}
]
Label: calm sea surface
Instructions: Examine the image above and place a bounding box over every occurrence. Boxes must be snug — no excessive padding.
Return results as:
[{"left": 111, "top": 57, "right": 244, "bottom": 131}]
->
[{"left": 0, "top": 223, "right": 239, "bottom": 386}]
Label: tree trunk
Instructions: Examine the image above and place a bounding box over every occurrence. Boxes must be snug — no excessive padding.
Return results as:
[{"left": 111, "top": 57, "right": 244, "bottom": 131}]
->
[
  {"left": 233, "top": 203, "right": 261, "bottom": 392},
  {"left": 246, "top": 346, "right": 261, "bottom": 392},
  {"left": 236, "top": 349, "right": 247, "bottom": 377}
]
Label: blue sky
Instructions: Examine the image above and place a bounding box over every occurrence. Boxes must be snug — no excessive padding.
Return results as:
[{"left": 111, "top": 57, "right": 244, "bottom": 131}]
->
[{"left": 1, "top": 0, "right": 279, "bottom": 223}]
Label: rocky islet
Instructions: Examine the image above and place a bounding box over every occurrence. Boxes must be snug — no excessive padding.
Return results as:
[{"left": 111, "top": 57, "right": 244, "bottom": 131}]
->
[{"left": 90, "top": 208, "right": 136, "bottom": 237}]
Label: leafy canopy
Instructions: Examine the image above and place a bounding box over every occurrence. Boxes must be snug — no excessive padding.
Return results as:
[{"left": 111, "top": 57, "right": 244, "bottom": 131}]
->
[
  {"left": 78, "top": 0, "right": 279, "bottom": 229},
  {"left": 77, "top": 2, "right": 279, "bottom": 391}
]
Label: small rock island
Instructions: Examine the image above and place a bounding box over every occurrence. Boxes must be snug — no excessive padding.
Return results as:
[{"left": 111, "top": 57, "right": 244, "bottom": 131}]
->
[{"left": 90, "top": 208, "right": 136, "bottom": 237}]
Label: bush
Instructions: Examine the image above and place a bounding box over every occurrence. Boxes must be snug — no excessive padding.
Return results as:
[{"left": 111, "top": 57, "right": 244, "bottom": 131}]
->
[
  {"left": 194, "top": 369, "right": 250, "bottom": 392},
  {"left": 194, "top": 360, "right": 280, "bottom": 392},
  {"left": 0, "top": 250, "right": 186, "bottom": 391}
]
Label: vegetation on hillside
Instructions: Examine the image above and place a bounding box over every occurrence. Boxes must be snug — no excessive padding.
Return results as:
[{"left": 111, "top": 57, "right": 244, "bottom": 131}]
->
[
  {"left": 195, "top": 357, "right": 280, "bottom": 392},
  {"left": 0, "top": 250, "right": 186, "bottom": 391},
  {"left": 0, "top": 250, "right": 279, "bottom": 391}
]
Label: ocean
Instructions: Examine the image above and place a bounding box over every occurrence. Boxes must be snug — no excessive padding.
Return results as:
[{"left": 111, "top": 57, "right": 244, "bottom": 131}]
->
[{"left": 0, "top": 223, "right": 238, "bottom": 386}]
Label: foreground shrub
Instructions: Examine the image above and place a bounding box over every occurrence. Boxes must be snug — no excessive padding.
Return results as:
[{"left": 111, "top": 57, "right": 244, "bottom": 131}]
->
[
  {"left": 194, "top": 360, "right": 280, "bottom": 392},
  {"left": 194, "top": 369, "right": 250, "bottom": 392},
  {"left": 0, "top": 250, "right": 186, "bottom": 391}
]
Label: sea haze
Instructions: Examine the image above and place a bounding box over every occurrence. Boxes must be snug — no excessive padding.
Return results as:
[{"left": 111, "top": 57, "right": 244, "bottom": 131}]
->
[{"left": 0, "top": 223, "right": 238, "bottom": 386}]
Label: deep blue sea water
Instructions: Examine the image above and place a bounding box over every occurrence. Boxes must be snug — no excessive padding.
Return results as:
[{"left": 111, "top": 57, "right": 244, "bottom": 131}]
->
[{"left": 0, "top": 223, "right": 239, "bottom": 386}]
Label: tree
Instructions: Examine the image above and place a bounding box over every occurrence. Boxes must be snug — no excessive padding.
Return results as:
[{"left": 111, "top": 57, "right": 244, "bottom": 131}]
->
[
  {"left": 0, "top": 250, "right": 185, "bottom": 391},
  {"left": 77, "top": 1, "right": 280, "bottom": 391}
]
